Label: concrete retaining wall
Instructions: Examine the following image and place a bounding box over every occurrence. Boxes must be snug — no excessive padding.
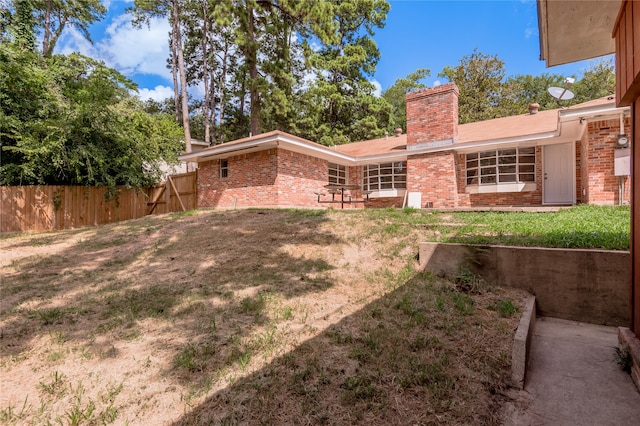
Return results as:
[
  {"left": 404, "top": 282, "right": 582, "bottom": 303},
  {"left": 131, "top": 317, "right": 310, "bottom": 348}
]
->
[{"left": 419, "top": 243, "right": 630, "bottom": 326}]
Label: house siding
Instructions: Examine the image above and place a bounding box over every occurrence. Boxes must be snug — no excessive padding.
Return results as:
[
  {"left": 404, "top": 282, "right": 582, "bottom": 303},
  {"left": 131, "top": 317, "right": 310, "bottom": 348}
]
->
[
  {"left": 275, "top": 149, "right": 328, "bottom": 208},
  {"left": 583, "top": 117, "right": 631, "bottom": 205},
  {"left": 197, "top": 150, "right": 279, "bottom": 208},
  {"left": 407, "top": 151, "right": 459, "bottom": 208}
]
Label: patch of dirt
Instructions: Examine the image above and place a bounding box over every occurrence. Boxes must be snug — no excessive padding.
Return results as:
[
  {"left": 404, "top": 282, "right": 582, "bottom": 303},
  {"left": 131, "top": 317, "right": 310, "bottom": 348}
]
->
[{"left": 0, "top": 209, "right": 526, "bottom": 425}]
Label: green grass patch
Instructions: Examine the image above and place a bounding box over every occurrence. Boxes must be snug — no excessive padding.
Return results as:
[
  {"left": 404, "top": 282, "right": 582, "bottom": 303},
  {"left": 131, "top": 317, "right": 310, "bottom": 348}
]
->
[{"left": 444, "top": 205, "right": 629, "bottom": 250}]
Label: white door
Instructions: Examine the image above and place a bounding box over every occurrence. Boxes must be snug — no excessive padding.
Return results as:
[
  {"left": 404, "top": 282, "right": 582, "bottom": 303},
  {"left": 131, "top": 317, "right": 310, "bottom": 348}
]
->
[{"left": 543, "top": 143, "right": 575, "bottom": 204}]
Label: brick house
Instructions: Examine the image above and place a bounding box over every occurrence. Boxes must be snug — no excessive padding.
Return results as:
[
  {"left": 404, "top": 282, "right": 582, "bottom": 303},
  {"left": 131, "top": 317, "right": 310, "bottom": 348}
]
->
[{"left": 180, "top": 83, "right": 631, "bottom": 209}]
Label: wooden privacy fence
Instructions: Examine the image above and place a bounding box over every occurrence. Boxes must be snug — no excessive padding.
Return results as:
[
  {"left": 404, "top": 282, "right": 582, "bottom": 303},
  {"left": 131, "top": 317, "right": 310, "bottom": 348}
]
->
[{"left": 0, "top": 172, "right": 197, "bottom": 233}]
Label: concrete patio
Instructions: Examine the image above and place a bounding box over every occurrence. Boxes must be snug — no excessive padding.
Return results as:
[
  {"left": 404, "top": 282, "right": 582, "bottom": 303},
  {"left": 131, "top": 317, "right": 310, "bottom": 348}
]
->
[{"left": 505, "top": 317, "right": 640, "bottom": 425}]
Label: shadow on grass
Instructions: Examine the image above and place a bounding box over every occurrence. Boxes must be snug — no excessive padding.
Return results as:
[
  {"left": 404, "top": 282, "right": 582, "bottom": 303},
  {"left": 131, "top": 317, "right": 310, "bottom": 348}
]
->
[
  {"left": 0, "top": 209, "right": 339, "bottom": 361},
  {"left": 170, "top": 272, "right": 518, "bottom": 425}
]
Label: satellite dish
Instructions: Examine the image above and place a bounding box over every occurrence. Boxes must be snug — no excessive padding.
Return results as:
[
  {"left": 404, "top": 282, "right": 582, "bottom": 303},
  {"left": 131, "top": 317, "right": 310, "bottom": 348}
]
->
[{"left": 547, "top": 87, "right": 575, "bottom": 100}]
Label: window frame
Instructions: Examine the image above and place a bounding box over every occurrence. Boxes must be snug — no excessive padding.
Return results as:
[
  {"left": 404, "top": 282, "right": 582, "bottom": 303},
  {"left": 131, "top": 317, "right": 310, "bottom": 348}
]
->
[
  {"left": 328, "top": 163, "right": 347, "bottom": 185},
  {"left": 465, "top": 147, "right": 536, "bottom": 186},
  {"left": 362, "top": 161, "right": 407, "bottom": 192},
  {"left": 219, "top": 159, "right": 228, "bottom": 179}
]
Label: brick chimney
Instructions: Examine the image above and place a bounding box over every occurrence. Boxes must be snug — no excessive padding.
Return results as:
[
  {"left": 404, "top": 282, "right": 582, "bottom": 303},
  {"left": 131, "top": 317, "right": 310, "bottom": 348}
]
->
[{"left": 405, "top": 83, "right": 459, "bottom": 147}]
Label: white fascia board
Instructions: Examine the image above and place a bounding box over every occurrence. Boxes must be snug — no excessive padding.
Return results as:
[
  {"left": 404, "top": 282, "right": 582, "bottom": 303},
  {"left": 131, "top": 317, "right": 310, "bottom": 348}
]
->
[
  {"left": 411, "top": 130, "right": 560, "bottom": 155},
  {"left": 179, "top": 137, "right": 277, "bottom": 162},
  {"left": 353, "top": 153, "right": 408, "bottom": 165},
  {"left": 276, "top": 137, "right": 355, "bottom": 164},
  {"left": 559, "top": 103, "right": 630, "bottom": 122}
]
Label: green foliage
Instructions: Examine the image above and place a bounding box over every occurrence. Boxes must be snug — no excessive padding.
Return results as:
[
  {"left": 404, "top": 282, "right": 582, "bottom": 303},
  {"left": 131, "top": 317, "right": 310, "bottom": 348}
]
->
[
  {"left": 0, "top": 41, "right": 183, "bottom": 187},
  {"left": 439, "top": 49, "right": 506, "bottom": 124},
  {"left": 488, "top": 300, "right": 518, "bottom": 318},
  {"left": 439, "top": 50, "right": 615, "bottom": 123},
  {"left": 571, "top": 57, "right": 616, "bottom": 104},
  {"left": 446, "top": 205, "right": 630, "bottom": 250},
  {"left": 382, "top": 68, "right": 429, "bottom": 131},
  {"left": 34, "top": 0, "right": 106, "bottom": 56},
  {"left": 293, "top": 0, "right": 392, "bottom": 145}
]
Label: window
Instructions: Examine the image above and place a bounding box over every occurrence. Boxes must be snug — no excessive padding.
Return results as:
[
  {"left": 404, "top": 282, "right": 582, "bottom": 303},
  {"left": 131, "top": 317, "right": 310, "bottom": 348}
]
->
[
  {"left": 466, "top": 147, "right": 535, "bottom": 185},
  {"left": 220, "top": 159, "right": 228, "bottom": 178},
  {"left": 328, "top": 163, "right": 346, "bottom": 185},
  {"left": 363, "top": 162, "right": 407, "bottom": 191}
]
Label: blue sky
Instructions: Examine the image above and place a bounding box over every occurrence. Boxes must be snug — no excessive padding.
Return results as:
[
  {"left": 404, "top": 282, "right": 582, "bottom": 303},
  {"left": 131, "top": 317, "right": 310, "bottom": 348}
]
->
[{"left": 57, "top": 0, "right": 608, "bottom": 101}]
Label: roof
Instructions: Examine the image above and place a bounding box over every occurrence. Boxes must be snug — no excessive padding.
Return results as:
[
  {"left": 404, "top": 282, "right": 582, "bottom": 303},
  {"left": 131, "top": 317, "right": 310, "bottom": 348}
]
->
[
  {"left": 537, "top": 0, "right": 619, "bottom": 67},
  {"left": 334, "top": 134, "right": 407, "bottom": 157},
  {"left": 180, "top": 95, "right": 627, "bottom": 164}
]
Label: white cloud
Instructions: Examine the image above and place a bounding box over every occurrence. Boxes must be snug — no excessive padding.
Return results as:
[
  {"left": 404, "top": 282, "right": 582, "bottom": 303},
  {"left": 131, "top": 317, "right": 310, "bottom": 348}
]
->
[
  {"left": 136, "top": 85, "right": 174, "bottom": 102},
  {"left": 370, "top": 80, "right": 382, "bottom": 97},
  {"left": 56, "top": 27, "right": 101, "bottom": 58},
  {"left": 432, "top": 80, "right": 441, "bottom": 87},
  {"left": 56, "top": 12, "right": 172, "bottom": 82},
  {"left": 99, "top": 15, "right": 171, "bottom": 79}
]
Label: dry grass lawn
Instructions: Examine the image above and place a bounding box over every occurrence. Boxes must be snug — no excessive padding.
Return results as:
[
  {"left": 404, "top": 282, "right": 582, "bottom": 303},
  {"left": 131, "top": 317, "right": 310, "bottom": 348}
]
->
[{"left": 1, "top": 209, "right": 528, "bottom": 425}]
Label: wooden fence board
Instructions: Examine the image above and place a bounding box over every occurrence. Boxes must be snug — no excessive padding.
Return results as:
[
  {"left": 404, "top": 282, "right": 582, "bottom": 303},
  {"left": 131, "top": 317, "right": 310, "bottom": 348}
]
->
[{"left": 0, "top": 172, "right": 197, "bottom": 233}]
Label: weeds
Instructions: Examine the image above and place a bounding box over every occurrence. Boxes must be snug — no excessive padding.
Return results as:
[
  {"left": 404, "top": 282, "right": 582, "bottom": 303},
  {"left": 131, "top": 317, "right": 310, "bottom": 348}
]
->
[
  {"left": 488, "top": 299, "right": 519, "bottom": 318},
  {"left": 31, "top": 307, "right": 64, "bottom": 325},
  {"left": 615, "top": 347, "right": 633, "bottom": 373},
  {"left": 39, "top": 371, "right": 66, "bottom": 396}
]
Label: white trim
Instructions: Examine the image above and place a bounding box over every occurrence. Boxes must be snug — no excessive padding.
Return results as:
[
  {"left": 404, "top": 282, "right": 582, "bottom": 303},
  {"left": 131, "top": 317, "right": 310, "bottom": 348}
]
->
[
  {"left": 466, "top": 183, "right": 537, "bottom": 194},
  {"left": 369, "top": 189, "right": 407, "bottom": 199}
]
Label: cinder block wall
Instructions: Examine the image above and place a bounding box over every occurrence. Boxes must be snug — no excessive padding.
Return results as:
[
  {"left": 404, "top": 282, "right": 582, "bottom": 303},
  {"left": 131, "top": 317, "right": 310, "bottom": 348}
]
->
[{"left": 419, "top": 242, "right": 630, "bottom": 326}]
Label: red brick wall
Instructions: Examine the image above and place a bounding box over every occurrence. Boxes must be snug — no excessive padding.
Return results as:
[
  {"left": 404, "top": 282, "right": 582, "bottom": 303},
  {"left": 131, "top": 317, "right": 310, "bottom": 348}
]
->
[
  {"left": 407, "top": 152, "right": 459, "bottom": 208},
  {"left": 197, "top": 150, "right": 279, "bottom": 208},
  {"left": 575, "top": 140, "right": 583, "bottom": 203},
  {"left": 366, "top": 197, "right": 404, "bottom": 208},
  {"left": 275, "top": 150, "right": 328, "bottom": 208},
  {"left": 197, "top": 149, "right": 328, "bottom": 209},
  {"left": 584, "top": 118, "right": 631, "bottom": 205},
  {"left": 406, "top": 83, "right": 459, "bottom": 146}
]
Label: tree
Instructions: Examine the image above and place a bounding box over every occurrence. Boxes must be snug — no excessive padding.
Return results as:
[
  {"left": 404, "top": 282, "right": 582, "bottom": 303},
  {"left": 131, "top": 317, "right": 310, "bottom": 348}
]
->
[
  {"left": 438, "top": 49, "right": 506, "bottom": 124},
  {"left": 0, "top": 40, "right": 183, "bottom": 187},
  {"left": 131, "top": 0, "right": 192, "bottom": 154},
  {"left": 294, "top": 0, "right": 391, "bottom": 145},
  {"left": 499, "top": 73, "right": 566, "bottom": 114},
  {"left": 33, "top": 0, "right": 106, "bottom": 56},
  {"left": 2, "top": 0, "right": 38, "bottom": 50},
  {"left": 382, "top": 68, "right": 429, "bottom": 132},
  {"left": 571, "top": 57, "right": 615, "bottom": 104}
]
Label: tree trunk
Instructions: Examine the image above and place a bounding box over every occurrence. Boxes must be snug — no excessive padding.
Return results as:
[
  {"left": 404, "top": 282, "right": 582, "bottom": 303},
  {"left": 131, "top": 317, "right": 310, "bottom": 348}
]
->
[
  {"left": 172, "top": 0, "right": 192, "bottom": 155},
  {"left": 246, "top": 2, "right": 261, "bottom": 136},
  {"left": 170, "top": 28, "right": 180, "bottom": 124},
  {"left": 218, "top": 39, "right": 229, "bottom": 144},
  {"left": 42, "top": 0, "right": 52, "bottom": 55},
  {"left": 201, "top": 0, "right": 211, "bottom": 145},
  {"left": 239, "top": 75, "right": 247, "bottom": 140}
]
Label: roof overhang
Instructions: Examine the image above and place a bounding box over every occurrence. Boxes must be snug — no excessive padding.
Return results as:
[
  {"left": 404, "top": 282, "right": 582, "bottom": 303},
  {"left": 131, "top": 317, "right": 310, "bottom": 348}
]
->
[
  {"left": 436, "top": 101, "right": 630, "bottom": 154},
  {"left": 179, "top": 132, "right": 409, "bottom": 166},
  {"left": 180, "top": 102, "right": 630, "bottom": 164},
  {"left": 537, "top": 0, "right": 619, "bottom": 67}
]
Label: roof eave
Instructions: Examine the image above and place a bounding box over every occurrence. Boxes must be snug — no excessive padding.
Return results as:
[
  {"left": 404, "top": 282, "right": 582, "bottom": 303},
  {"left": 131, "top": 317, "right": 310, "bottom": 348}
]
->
[{"left": 537, "top": 0, "right": 618, "bottom": 67}]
